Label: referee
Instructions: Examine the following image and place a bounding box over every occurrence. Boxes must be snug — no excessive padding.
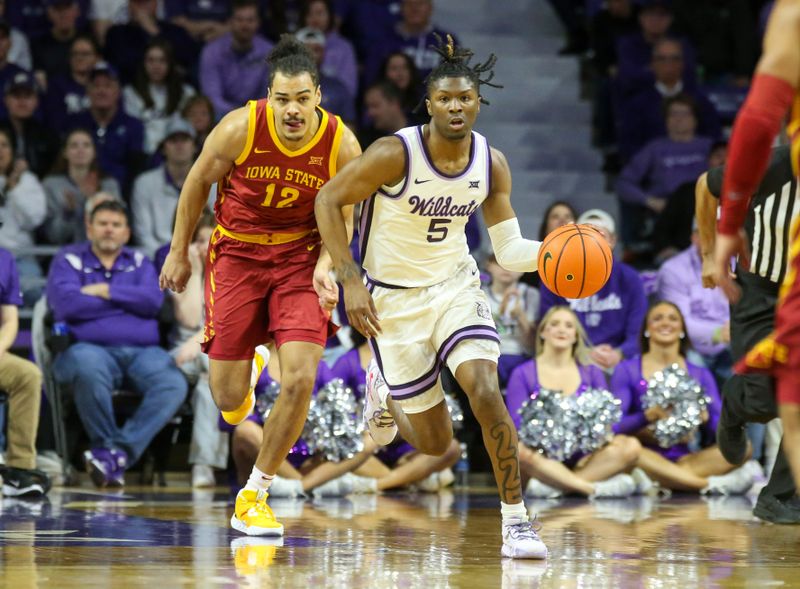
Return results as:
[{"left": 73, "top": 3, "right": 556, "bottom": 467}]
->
[{"left": 696, "top": 144, "right": 799, "bottom": 524}]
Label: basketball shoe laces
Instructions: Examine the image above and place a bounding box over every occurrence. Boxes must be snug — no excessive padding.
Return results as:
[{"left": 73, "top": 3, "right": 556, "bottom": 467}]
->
[
  {"left": 368, "top": 371, "right": 394, "bottom": 428},
  {"left": 506, "top": 516, "right": 543, "bottom": 540},
  {"left": 245, "top": 490, "right": 276, "bottom": 520}
]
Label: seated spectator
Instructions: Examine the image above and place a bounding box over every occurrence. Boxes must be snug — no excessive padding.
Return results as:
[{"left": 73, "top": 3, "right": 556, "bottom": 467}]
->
[
  {"left": 302, "top": 0, "right": 357, "bottom": 99},
  {"left": 0, "top": 22, "right": 26, "bottom": 122},
  {"left": 123, "top": 39, "right": 196, "bottom": 154},
  {"left": 165, "top": 0, "right": 229, "bottom": 43},
  {"left": 363, "top": 0, "right": 459, "bottom": 88},
  {"left": 163, "top": 209, "right": 227, "bottom": 487},
  {"left": 43, "top": 33, "right": 98, "bottom": 132},
  {"left": 481, "top": 253, "right": 537, "bottom": 387},
  {"left": 0, "top": 0, "right": 32, "bottom": 70},
  {"left": 617, "top": 38, "right": 721, "bottom": 160},
  {"left": 359, "top": 81, "right": 409, "bottom": 148},
  {"left": 199, "top": 0, "right": 272, "bottom": 119},
  {"left": 42, "top": 128, "right": 121, "bottom": 245},
  {"left": 132, "top": 117, "right": 196, "bottom": 258},
  {"left": 656, "top": 222, "right": 731, "bottom": 386},
  {"left": 66, "top": 61, "right": 146, "bottom": 195},
  {"left": 181, "top": 94, "right": 214, "bottom": 150},
  {"left": 226, "top": 345, "right": 377, "bottom": 496},
  {"left": 5, "top": 0, "right": 89, "bottom": 42},
  {"left": 522, "top": 200, "right": 577, "bottom": 288},
  {"left": 611, "top": 301, "right": 755, "bottom": 494},
  {"left": 0, "top": 246, "right": 47, "bottom": 498},
  {"left": 379, "top": 51, "right": 425, "bottom": 123},
  {"left": 508, "top": 306, "right": 642, "bottom": 498},
  {"left": 540, "top": 209, "right": 647, "bottom": 371},
  {"left": 330, "top": 331, "right": 461, "bottom": 492},
  {"left": 47, "top": 200, "right": 188, "bottom": 488},
  {"left": 614, "top": 0, "right": 697, "bottom": 97},
  {"left": 89, "top": 0, "right": 154, "bottom": 47},
  {"left": 339, "top": 0, "right": 400, "bottom": 74},
  {"left": 32, "top": 0, "right": 87, "bottom": 81},
  {"left": 616, "top": 95, "right": 712, "bottom": 251},
  {"left": 1, "top": 72, "right": 59, "bottom": 178},
  {"left": 295, "top": 27, "right": 354, "bottom": 124},
  {"left": 672, "top": 0, "right": 756, "bottom": 86},
  {"left": 0, "top": 127, "right": 47, "bottom": 299},
  {"left": 104, "top": 0, "right": 198, "bottom": 85}
]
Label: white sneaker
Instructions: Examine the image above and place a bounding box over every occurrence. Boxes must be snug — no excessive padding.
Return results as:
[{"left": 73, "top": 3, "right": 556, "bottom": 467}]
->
[
  {"left": 631, "top": 467, "right": 655, "bottom": 495},
  {"left": 524, "top": 478, "right": 563, "bottom": 499},
  {"left": 312, "top": 477, "right": 344, "bottom": 497},
  {"left": 343, "top": 473, "right": 378, "bottom": 494},
  {"left": 592, "top": 474, "right": 637, "bottom": 498},
  {"left": 363, "top": 360, "right": 397, "bottom": 446},
  {"left": 702, "top": 466, "right": 755, "bottom": 496},
  {"left": 417, "top": 472, "right": 440, "bottom": 493},
  {"left": 268, "top": 476, "right": 305, "bottom": 498},
  {"left": 439, "top": 467, "right": 455, "bottom": 489},
  {"left": 501, "top": 517, "right": 548, "bottom": 559},
  {"left": 192, "top": 464, "right": 216, "bottom": 488}
]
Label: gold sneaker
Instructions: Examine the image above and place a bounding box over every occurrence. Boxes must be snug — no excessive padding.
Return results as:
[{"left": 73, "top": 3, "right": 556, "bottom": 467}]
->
[
  {"left": 230, "top": 489, "right": 284, "bottom": 536},
  {"left": 221, "top": 345, "right": 269, "bottom": 425}
]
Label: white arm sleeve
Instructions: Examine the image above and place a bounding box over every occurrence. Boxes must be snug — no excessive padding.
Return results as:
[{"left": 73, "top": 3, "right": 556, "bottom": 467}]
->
[{"left": 487, "top": 217, "right": 541, "bottom": 272}]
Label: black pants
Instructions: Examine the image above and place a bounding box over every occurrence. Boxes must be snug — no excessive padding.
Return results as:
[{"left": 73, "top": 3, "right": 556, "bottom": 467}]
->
[{"left": 722, "top": 269, "right": 795, "bottom": 501}]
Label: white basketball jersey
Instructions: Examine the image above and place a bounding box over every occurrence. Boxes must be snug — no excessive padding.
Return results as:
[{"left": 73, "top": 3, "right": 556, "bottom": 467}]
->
[{"left": 359, "top": 125, "right": 492, "bottom": 288}]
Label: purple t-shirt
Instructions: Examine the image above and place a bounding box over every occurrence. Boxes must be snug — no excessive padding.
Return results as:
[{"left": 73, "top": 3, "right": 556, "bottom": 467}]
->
[
  {"left": 46, "top": 242, "right": 164, "bottom": 347},
  {"left": 539, "top": 261, "right": 647, "bottom": 358},
  {"left": 506, "top": 359, "right": 608, "bottom": 429},
  {"left": 0, "top": 248, "right": 23, "bottom": 307},
  {"left": 610, "top": 356, "right": 721, "bottom": 460},
  {"left": 44, "top": 74, "right": 90, "bottom": 133}
]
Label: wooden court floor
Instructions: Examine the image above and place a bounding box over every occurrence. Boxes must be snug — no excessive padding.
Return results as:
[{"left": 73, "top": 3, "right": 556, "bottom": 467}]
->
[{"left": 0, "top": 485, "right": 798, "bottom": 588}]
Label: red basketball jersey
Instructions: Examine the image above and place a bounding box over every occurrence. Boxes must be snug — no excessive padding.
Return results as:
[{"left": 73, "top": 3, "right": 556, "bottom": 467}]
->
[{"left": 216, "top": 99, "right": 344, "bottom": 235}]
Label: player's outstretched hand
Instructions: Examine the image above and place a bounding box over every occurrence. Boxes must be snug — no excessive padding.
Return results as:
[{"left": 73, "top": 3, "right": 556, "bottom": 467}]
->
[
  {"left": 713, "top": 230, "right": 749, "bottom": 303},
  {"left": 344, "top": 280, "right": 381, "bottom": 338},
  {"left": 313, "top": 263, "right": 339, "bottom": 313},
  {"left": 160, "top": 249, "right": 192, "bottom": 293}
]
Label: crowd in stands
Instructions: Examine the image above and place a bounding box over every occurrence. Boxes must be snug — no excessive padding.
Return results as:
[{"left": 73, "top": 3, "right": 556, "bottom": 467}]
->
[{"left": 0, "top": 1, "right": 776, "bottom": 505}]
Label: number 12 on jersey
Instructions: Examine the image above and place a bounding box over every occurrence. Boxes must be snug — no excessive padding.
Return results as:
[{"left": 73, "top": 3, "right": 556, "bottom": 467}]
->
[{"left": 260, "top": 183, "right": 300, "bottom": 208}]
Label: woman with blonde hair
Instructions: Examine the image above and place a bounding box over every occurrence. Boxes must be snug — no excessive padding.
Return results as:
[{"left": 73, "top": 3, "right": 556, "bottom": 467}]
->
[{"left": 507, "top": 305, "right": 642, "bottom": 498}]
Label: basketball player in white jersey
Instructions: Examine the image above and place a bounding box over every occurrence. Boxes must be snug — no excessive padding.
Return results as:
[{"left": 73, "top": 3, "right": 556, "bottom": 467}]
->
[{"left": 315, "top": 36, "right": 546, "bottom": 559}]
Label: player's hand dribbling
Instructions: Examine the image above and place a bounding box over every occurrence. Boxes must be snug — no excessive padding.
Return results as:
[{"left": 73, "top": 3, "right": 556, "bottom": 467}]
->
[
  {"left": 713, "top": 230, "right": 750, "bottom": 303},
  {"left": 160, "top": 250, "right": 193, "bottom": 293},
  {"left": 343, "top": 279, "right": 381, "bottom": 338}
]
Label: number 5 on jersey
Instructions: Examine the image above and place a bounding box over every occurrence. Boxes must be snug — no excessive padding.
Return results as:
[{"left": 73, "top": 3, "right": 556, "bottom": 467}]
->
[
  {"left": 261, "top": 183, "right": 300, "bottom": 208},
  {"left": 427, "top": 218, "right": 451, "bottom": 243}
]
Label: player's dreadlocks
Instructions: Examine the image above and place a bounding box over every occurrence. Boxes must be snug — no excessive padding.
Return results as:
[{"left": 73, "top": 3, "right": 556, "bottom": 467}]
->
[
  {"left": 419, "top": 33, "right": 502, "bottom": 111},
  {"left": 267, "top": 34, "right": 320, "bottom": 88}
]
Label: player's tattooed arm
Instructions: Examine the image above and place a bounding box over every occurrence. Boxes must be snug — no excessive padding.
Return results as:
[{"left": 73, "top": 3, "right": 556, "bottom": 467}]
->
[{"left": 335, "top": 260, "right": 362, "bottom": 284}]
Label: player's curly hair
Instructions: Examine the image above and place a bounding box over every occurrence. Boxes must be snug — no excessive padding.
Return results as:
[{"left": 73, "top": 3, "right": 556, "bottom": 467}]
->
[
  {"left": 267, "top": 34, "right": 319, "bottom": 88},
  {"left": 418, "top": 33, "right": 502, "bottom": 111}
]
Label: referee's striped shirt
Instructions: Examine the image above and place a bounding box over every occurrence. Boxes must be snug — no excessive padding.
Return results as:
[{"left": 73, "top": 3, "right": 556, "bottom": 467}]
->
[{"left": 708, "top": 145, "right": 799, "bottom": 285}]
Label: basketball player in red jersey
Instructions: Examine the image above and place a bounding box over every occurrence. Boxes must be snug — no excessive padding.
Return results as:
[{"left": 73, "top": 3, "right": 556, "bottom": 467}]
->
[
  {"left": 713, "top": 0, "right": 800, "bottom": 492},
  {"left": 160, "top": 36, "right": 361, "bottom": 536}
]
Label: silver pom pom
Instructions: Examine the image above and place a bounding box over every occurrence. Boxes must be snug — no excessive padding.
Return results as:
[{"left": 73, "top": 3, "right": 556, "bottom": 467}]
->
[
  {"left": 643, "top": 363, "right": 710, "bottom": 448},
  {"left": 518, "top": 388, "right": 621, "bottom": 461},
  {"left": 255, "top": 381, "right": 281, "bottom": 420},
  {"left": 303, "top": 379, "right": 365, "bottom": 462},
  {"left": 445, "top": 393, "right": 464, "bottom": 431},
  {"left": 574, "top": 388, "right": 622, "bottom": 454}
]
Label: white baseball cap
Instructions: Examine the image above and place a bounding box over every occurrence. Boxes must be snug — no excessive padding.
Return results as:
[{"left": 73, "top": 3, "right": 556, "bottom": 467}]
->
[{"left": 577, "top": 209, "right": 616, "bottom": 235}]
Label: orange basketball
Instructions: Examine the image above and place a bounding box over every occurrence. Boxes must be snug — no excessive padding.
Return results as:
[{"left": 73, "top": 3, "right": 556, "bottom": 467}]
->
[{"left": 537, "top": 223, "right": 613, "bottom": 299}]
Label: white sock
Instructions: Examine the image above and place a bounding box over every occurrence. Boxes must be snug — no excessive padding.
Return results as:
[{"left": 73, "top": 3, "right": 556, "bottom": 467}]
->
[
  {"left": 501, "top": 501, "right": 529, "bottom": 525},
  {"left": 245, "top": 465, "right": 274, "bottom": 492}
]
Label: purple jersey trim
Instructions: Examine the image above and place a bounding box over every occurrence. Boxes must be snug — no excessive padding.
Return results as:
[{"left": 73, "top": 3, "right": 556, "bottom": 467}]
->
[
  {"left": 376, "top": 133, "right": 411, "bottom": 199},
  {"left": 416, "top": 125, "right": 477, "bottom": 180}
]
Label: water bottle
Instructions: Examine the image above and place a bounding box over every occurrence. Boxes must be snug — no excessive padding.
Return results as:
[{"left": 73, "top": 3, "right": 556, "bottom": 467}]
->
[{"left": 454, "top": 442, "right": 470, "bottom": 488}]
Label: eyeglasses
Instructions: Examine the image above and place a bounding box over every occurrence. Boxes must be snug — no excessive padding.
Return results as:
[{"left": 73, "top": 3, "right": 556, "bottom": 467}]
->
[{"left": 653, "top": 55, "right": 682, "bottom": 62}]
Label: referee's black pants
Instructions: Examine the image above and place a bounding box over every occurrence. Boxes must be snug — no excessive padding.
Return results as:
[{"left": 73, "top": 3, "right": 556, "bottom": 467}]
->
[{"left": 722, "top": 269, "right": 795, "bottom": 501}]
